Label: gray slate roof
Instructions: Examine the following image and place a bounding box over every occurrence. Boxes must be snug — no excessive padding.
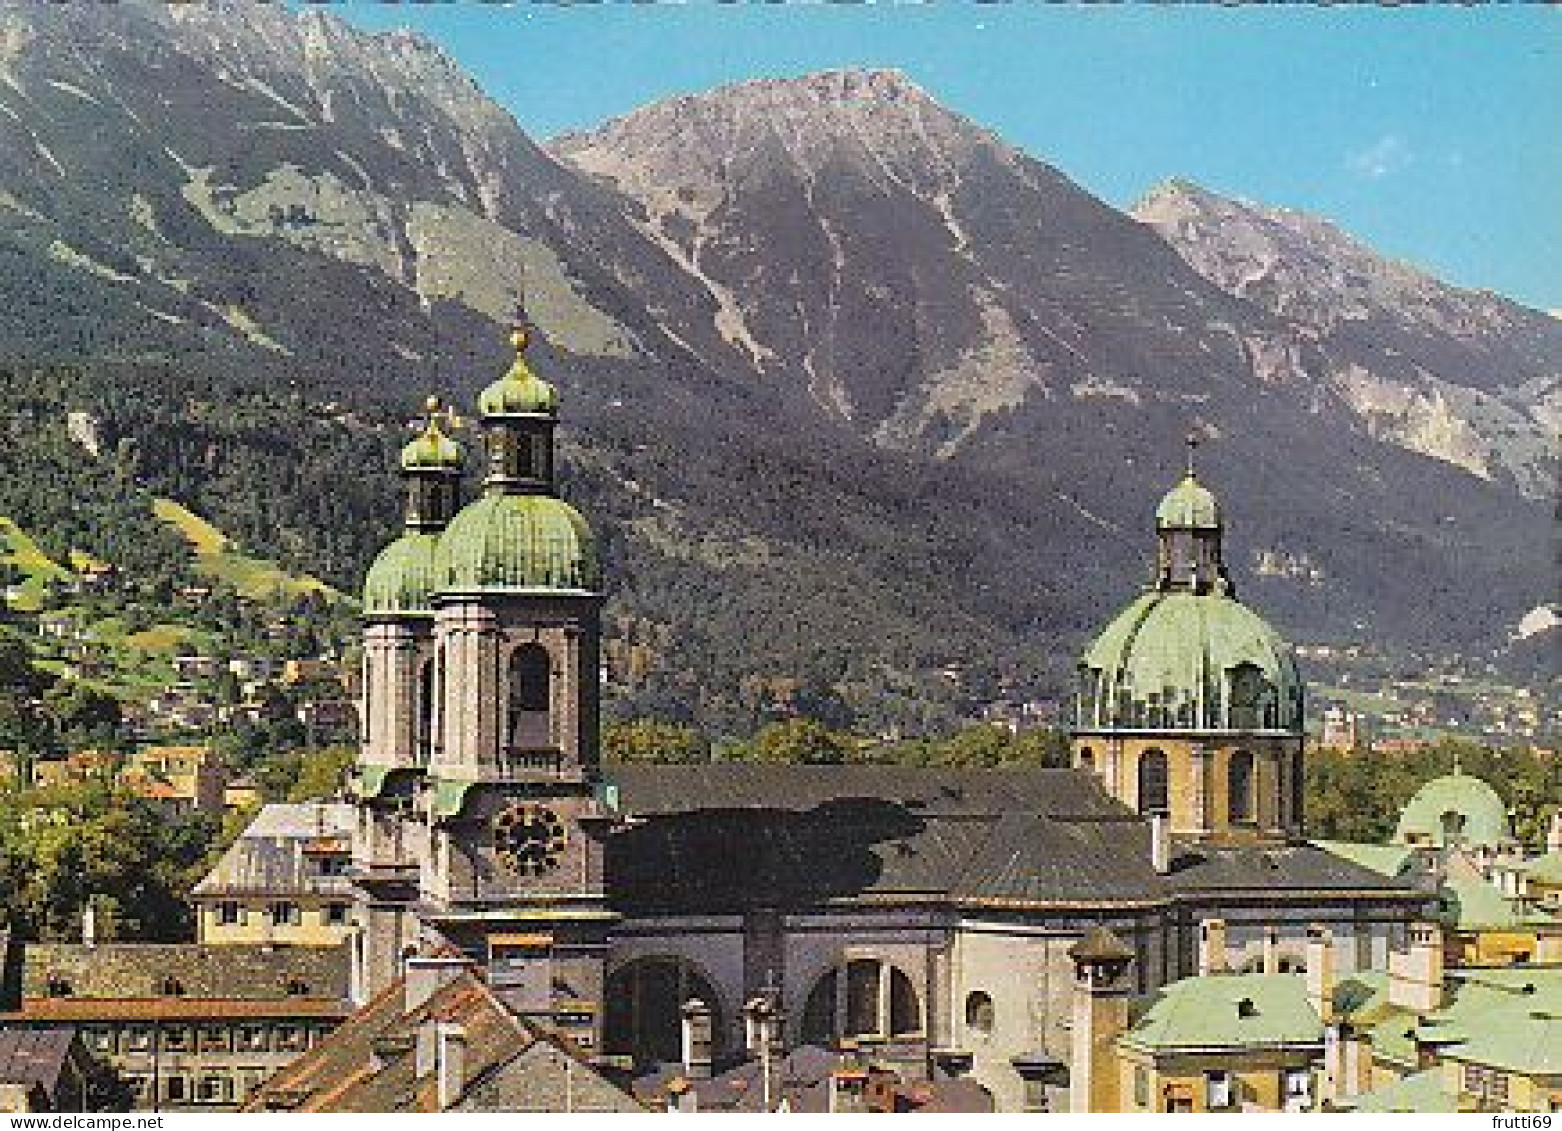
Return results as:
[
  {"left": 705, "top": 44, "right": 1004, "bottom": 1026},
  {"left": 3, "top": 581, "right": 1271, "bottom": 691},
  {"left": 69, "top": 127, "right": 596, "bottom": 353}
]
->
[
  {"left": 17, "top": 943, "right": 350, "bottom": 1002},
  {"left": 604, "top": 765, "right": 1424, "bottom": 914},
  {"left": 192, "top": 802, "right": 355, "bottom": 899},
  {"left": 0, "top": 1028, "right": 78, "bottom": 1095}
]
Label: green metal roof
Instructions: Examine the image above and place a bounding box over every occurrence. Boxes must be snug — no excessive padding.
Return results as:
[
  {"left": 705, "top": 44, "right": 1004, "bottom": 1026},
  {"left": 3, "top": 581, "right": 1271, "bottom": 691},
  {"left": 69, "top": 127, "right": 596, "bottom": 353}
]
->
[
  {"left": 435, "top": 493, "right": 599, "bottom": 593},
  {"left": 1155, "top": 473, "right": 1220, "bottom": 530},
  {"left": 1525, "top": 850, "right": 1562, "bottom": 885},
  {"left": 1392, "top": 771, "right": 1512, "bottom": 849},
  {"left": 362, "top": 532, "right": 442, "bottom": 616},
  {"left": 1079, "top": 589, "right": 1302, "bottom": 732},
  {"left": 1436, "top": 877, "right": 1558, "bottom": 931},
  {"left": 478, "top": 334, "right": 558, "bottom": 418},
  {"left": 431, "top": 778, "right": 479, "bottom": 820},
  {"left": 354, "top": 763, "right": 425, "bottom": 801},
  {"left": 1311, "top": 840, "right": 1418, "bottom": 880},
  {"left": 1440, "top": 1013, "right": 1562, "bottom": 1076},
  {"left": 1120, "top": 973, "right": 1323, "bottom": 1053},
  {"left": 1347, "top": 1069, "right": 1460, "bottom": 1113}
]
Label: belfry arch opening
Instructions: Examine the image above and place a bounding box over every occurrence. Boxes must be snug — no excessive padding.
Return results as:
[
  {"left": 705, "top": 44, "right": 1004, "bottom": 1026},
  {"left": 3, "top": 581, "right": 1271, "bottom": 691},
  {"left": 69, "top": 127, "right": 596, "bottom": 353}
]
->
[
  {"left": 506, "top": 644, "right": 552, "bottom": 751},
  {"left": 416, "top": 658, "right": 435, "bottom": 766}
]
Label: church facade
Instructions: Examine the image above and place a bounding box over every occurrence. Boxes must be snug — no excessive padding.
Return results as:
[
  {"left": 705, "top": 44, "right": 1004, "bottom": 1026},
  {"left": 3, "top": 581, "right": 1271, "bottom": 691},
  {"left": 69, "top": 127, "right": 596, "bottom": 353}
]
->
[{"left": 347, "top": 329, "right": 1431, "bottom": 1112}]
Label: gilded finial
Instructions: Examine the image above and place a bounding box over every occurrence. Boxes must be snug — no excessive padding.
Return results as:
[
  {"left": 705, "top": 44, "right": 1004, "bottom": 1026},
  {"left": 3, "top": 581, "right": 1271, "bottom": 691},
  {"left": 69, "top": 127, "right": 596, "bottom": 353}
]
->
[{"left": 1185, "top": 431, "right": 1201, "bottom": 477}]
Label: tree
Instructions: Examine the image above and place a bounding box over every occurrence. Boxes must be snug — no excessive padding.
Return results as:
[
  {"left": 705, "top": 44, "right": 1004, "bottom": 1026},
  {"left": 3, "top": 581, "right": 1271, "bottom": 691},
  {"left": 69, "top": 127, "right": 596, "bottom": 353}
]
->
[
  {"left": 602, "top": 720, "right": 710, "bottom": 764},
  {"left": 747, "top": 718, "right": 851, "bottom": 765}
]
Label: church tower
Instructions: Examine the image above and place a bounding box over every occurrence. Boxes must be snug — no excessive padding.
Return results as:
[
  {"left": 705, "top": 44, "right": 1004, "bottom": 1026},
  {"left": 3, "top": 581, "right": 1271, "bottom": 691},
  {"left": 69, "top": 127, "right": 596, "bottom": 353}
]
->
[
  {"left": 352, "top": 401, "right": 465, "bottom": 999},
  {"left": 417, "top": 323, "right": 615, "bottom": 1049},
  {"left": 1071, "top": 444, "right": 1305, "bottom": 843}
]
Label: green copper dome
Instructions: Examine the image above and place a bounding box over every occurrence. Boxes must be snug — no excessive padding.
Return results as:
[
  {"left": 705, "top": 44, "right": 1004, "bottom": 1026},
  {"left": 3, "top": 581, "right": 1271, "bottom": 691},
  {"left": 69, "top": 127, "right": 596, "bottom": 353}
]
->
[
  {"left": 1156, "top": 473, "right": 1221, "bottom": 530},
  {"left": 1393, "top": 771, "right": 1511, "bottom": 849},
  {"left": 435, "top": 493, "right": 598, "bottom": 592},
  {"left": 400, "top": 403, "right": 463, "bottom": 471},
  {"left": 363, "top": 532, "right": 442, "bottom": 616},
  {"left": 1077, "top": 590, "right": 1302, "bottom": 732},
  {"left": 477, "top": 328, "right": 558, "bottom": 417}
]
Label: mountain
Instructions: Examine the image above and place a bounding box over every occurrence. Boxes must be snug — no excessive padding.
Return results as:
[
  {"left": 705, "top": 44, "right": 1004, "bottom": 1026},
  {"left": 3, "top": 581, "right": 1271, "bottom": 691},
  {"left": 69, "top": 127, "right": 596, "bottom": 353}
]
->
[
  {"left": 1133, "top": 180, "right": 1559, "bottom": 498},
  {"left": 0, "top": 3, "right": 1552, "bottom": 732}
]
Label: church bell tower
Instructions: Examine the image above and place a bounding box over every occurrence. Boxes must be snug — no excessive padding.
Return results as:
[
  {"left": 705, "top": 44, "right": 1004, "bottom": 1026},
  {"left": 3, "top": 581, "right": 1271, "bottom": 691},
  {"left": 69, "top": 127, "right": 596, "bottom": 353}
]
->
[{"left": 417, "top": 322, "right": 615, "bottom": 1049}]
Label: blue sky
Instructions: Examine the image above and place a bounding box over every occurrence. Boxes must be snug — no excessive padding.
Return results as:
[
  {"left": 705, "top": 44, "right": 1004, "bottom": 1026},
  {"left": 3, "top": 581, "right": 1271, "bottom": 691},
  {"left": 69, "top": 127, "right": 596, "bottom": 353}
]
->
[{"left": 324, "top": 3, "right": 1559, "bottom": 311}]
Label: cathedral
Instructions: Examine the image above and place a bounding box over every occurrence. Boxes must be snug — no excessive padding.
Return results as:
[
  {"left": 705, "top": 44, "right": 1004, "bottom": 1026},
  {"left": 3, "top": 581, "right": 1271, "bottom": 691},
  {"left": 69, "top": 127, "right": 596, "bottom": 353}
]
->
[{"left": 347, "top": 327, "right": 1430, "bottom": 1112}]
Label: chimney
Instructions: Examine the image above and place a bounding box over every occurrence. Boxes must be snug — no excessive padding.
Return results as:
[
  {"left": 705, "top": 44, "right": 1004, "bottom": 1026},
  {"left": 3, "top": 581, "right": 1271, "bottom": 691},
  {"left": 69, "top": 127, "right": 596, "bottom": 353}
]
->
[
  {"left": 1262, "top": 927, "right": 1281, "bottom": 975},
  {"left": 666, "top": 1076, "right": 696, "bottom": 1114},
  {"left": 82, "top": 901, "right": 97, "bottom": 949},
  {"left": 680, "top": 998, "right": 714, "bottom": 1080},
  {"left": 1198, "top": 919, "right": 1227, "bottom": 976},
  {"left": 1150, "top": 812, "right": 1171, "bottom": 875},
  {"left": 1387, "top": 922, "right": 1445, "bottom": 1013},
  {"left": 405, "top": 955, "right": 472, "bottom": 1016},
  {"left": 1305, "top": 925, "right": 1335, "bottom": 1024},
  {"left": 1067, "top": 927, "right": 1135, "bottom": 1113},
  {"left": 436, "top": 1023, "right": 467, "bottom": 1111},
  {"left": 1549, "top": 812, "right": 1562, "bottom": 855}
]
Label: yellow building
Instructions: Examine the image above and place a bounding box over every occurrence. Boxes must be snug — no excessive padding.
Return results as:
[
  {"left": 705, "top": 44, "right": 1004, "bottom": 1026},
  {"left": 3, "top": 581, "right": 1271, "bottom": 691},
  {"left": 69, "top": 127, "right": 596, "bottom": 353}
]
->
[
  {"left": 190, "top": 803, "right": 356, "bottom": 946},
  {"left": 121, "top": 744, "right": 228, "bottom": 814}
]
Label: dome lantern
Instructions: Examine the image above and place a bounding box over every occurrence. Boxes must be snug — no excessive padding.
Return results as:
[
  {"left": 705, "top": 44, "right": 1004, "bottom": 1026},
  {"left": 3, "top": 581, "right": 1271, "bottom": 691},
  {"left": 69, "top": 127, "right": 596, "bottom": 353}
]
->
[
  {"left": 362, "top": 396, "right": 466, "bottom": 617},
  {"left": 432, "top": 317, "right": 600, "bottom": 595}
]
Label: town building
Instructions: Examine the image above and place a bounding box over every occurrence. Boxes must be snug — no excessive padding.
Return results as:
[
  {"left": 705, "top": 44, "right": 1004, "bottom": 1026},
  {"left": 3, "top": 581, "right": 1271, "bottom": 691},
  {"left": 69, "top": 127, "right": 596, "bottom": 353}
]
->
[
  {"left": 0, "top": 937, "right": 351, "bottom": 1111},
  {"left": 240, "top": 955, "right": 640, "bottom": 1112},
  {"left": 190, "top": 804, "right": 357, "bottom": 947},
  {"left": 341, "top": 328, "right": 1431, "bottom": 1112}
]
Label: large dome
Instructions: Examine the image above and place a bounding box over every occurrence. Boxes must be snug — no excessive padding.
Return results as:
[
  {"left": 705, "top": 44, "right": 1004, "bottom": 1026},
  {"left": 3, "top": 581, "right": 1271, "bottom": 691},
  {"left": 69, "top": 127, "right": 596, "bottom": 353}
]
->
[
  {"left": 1393, "top": 771, "right": 1510, "bottom": 849},
  {"left": 362, "top": 532, "right": 443, "bottom": 616},
  {"left": 435, "top": 493, "right": 599, "bottom": 593},
  {"left": 1078, "top": 590, "right": 1302, "bottom": 732}
]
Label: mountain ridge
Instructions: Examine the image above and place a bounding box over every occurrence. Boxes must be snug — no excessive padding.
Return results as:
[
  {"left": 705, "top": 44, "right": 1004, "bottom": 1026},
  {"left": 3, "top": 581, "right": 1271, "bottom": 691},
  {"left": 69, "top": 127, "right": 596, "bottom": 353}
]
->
[{"left": 0, "top": 5, "right": 1551, "bottom": 732}]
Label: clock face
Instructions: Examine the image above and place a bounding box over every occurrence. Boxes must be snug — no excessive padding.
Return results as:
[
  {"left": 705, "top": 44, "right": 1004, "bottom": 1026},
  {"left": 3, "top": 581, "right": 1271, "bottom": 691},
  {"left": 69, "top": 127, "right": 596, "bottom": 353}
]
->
[{"left": 492, "top": 803, "right": 568, "bottom": 876}]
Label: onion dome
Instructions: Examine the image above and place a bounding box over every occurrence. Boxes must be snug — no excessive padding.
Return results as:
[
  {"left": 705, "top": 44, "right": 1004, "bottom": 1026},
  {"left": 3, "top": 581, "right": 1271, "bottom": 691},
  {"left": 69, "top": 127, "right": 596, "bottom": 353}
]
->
[
  {"left": 400, "top": 397, "right": 464, "bottom": 471},
  {"left": 362, "top": 396, "right": 466, "bottom": 617},
  {"left": 435, "top": 493, "right": 599, "bottom": 593},
  {"left": 477, "top": 326, "right": 559, "bottom": 417},
  {"left": 433, "top": 319, "right": 599, "bottom": 594},
  {"left": 1393, "top": 766, "right": 1511, "bottom": 849},
  {"left": 363, "top": 532, "right": 442, "bottom": 616},
  {"left": 1156, "top": 473, "right": 1220, "bottom": 531}
]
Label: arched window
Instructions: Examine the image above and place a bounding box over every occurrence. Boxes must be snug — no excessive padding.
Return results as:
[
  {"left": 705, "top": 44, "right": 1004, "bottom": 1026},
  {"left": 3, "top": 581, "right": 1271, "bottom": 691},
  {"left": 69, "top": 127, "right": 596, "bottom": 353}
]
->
[
  {"left": 1440, "top": 810, "right": 1467, "bottom": 845},
  {"left": 506, "top": 644, "right": 552, "bottom": 751},
  {"left": 799, "top": 960, "right": 922, "bottom": 1046},
  {"left": 1228, "top": 664, "right": 1271, "bottom": 730},
  {"left": 965, "top": 990, "right": 995, "bottom": 1035},
  {"left": 416, "top": 659, "right": 435, "bottom": 766},
  {"left": 1078, "top": 747, "right": 1094, "bottom": 773},
  {"left": 1077, "top": 668, "right": 1100, "bottom": 726},
  {"left": 1138, "top": 749, "right": 1169, "bottom": 815},
  {"left": 603, "top": 957, "right": 723, "bottom": 1068},
  {"left": 1228, "top": 750, "right": 1255, "bottom": 823}
]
